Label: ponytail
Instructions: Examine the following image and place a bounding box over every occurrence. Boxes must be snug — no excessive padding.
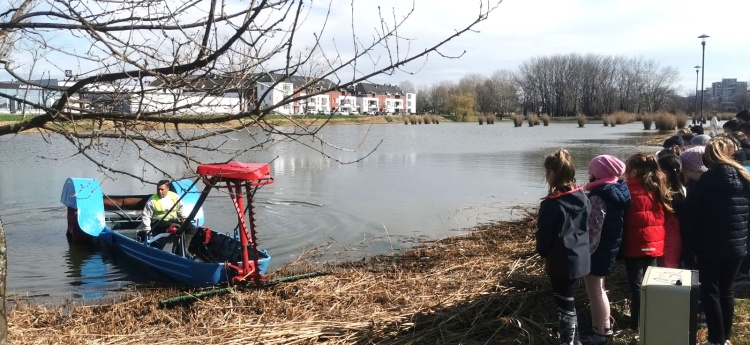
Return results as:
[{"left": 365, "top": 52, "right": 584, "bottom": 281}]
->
[
  {"left": 704, "top": 136, "right": 750, "bottom": 185},
  {"left": 544, "top": 149, "right": 577, "bottom": 196}
]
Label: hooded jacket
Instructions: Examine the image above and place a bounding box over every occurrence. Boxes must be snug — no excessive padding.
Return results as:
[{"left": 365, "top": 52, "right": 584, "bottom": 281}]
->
[
  {"left": 537, "top": 187, "right": 591, "bottom": 279},
  {"left": 588, "top": 181, "right": 631, "bottom": 276},
  {"left": 682, "top": 164, "right": 750, "bottom": 258}
]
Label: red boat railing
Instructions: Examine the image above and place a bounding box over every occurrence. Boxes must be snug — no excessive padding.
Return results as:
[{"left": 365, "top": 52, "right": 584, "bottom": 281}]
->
[{"left": 191, "top": 162, "right": 275, "bottom": 284}]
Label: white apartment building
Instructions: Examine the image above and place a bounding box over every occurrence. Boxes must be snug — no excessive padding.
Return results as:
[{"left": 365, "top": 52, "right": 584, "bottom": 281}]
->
[
  {"left": 356, "top": 96, "right": 379, "bottom": 115},
  {"left": 405, "top": 93, "right": 416, "bottom": 114},
  {"left": 303, "top": 94, "right": 331, "bottom": 114},
  {"left": 336, "top": 95, "right": 358, "bottom": 113},
  {"left": 257, "top": 80, "right": 294, "bottom": 115}
]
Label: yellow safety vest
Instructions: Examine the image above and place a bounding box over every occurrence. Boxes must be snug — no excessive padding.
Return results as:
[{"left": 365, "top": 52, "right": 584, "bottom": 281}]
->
[{"left": 151, "top": 191, "right": 180, "bottom": 221}]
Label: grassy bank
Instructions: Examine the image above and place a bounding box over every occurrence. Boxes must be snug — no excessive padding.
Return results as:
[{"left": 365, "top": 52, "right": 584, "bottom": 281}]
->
[
  {"left": 0, "top": 114, "right": 418, "bottom": 131},
  {"left": 9, "top": 215, "right": 749, "bottom": 344}
]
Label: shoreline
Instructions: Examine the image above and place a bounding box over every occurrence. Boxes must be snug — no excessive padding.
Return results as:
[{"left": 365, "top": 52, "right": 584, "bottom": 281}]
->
[{"left": 9, "top": 215, "right": 747, "bottom": 344}]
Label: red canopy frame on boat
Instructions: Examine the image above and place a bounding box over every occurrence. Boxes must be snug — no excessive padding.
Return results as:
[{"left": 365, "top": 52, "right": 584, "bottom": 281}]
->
[{"left": 186, "top": 162, "right": 275, "bottom": 284}]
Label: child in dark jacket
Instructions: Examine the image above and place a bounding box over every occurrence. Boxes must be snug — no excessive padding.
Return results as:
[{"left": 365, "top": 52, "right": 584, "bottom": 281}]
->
[
  {"left": 537, "top": 149, "right": 591, "bottom": 345},
  {"left": 622, "top": 153, "right": 672, "bottom": 331},
  {"left": 657, "top": 154, "right": 686, "bottom": 268},
  {"left": 682, "top": 137, "right": 750, "bottom": 345},
  {"left": 583, "top": 155, "right": 631, "bottom": 344},
  {"left": 679, "top": 146, "right": 708, "bottom": 269}
]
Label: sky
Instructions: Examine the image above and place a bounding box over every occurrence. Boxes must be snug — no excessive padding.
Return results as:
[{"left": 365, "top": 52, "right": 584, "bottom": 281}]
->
[
  {"left": 360, "top": 0, "right": 750, "bottom": 94},
  {"left": 2, "top": 0, "right": 749, "bottom": 96}
]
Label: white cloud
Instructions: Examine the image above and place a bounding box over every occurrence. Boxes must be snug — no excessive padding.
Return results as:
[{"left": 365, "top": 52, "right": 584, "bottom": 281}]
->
[{"left": 2, "top": 0, "right": 749, "bottom": 95}]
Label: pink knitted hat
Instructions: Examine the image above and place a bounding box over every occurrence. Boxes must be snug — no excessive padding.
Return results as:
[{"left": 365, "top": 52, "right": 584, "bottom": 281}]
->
[
  {"left": 585, "top": 155, "right": 625, "bottom": 190},
  {"left": 680, "top": 146, "right": 708, "bottom": 173}
]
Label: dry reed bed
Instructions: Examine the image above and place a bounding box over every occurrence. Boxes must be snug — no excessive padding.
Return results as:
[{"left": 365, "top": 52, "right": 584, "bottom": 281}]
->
[
  {"left": 8, "top": 218, "right": 554, "bottom": 344},
  {"left": 13, "top": 215, "right": 743, "bottom": 344}
]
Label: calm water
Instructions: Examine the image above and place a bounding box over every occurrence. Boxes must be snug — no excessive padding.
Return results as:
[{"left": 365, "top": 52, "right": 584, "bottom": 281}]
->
[{"left": 0, "top": 121, "right": 663, "bottom": 304}]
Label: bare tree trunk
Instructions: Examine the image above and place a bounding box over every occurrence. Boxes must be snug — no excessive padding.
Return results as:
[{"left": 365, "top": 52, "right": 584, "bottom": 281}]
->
[{"left": 0, "top": 216, "right": 6, "bottom": 344}]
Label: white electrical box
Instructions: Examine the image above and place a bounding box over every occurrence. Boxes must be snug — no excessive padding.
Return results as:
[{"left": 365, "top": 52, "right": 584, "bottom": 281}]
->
[{"left": 640, "top": 266, "right": 699, "bottom": 345}]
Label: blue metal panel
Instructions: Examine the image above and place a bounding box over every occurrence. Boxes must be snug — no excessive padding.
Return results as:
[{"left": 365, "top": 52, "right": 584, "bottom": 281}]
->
[
  {"left": 170, "top": 179, "right": 205, "bottom": 226},
  {"left": 61, "top": 178, "right": 106, "bottom": 237}
]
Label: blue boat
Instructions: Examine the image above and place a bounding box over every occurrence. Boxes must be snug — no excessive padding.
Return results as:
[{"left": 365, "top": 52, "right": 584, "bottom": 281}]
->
[{"left": 60, "top": 162, "right": 274, "bottom": 286}]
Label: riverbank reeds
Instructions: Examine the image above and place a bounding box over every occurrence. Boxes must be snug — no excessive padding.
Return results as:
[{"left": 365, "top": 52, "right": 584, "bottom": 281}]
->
[
  {"left": 717, "top": 112, "right": 735, "bottom": 120},
  {"left": 511, "top": 114, "right": 524, "bottom": 127},
  {"left": 12, "top": 212, "right": 745, "bottom": 344},
  {"left": 527, "top": 114, "right": 540, "bottom": 127},
  {"left": 403, "top": 116, "right": 408, "bottom": 125},
  {"left": 641, "top": 114, "right": 653, "bottom": 130},
  {"left": 676, "top": 114, "right": 688, "bottom": 129},
  {"left": 541, "top": 114, "right": 550, "bottom": 126},
  {"left": 576, "top": 114, "right": 586, "bottom": 128},
  {"left": 602, "top": 115, "right": 610, "bottom": 127},
  {"left": 486, "top": 114, "right": 496, "bottom": 124},
  {"left": 477, "top": 115, "right": 485, "bottom": 125},
  {"left": 409, "top": 115, "right": 418, "bottom": 125},
  {"left": 25, "top": 194, "right": 750, "bottom": 345},
  {"left": 608, "top": 111, "right": 637, "bottom": 125},
  {"left": 654, "top": 111, "right": 677, "bottom": 131}
]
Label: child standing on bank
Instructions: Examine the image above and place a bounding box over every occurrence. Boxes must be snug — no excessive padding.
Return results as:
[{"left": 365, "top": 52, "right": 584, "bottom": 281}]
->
[
  {"left": 682, "top": 137, "right": 750, "bottom": 345},
  {"left": 583, "top": 155, "right": 631, "bottom": 344},
  {"left": 657, "top": 154, "right": 686, "bottom": 268},
  {"left": 537, "top": 149, "right": 591, "bottom": 345},
  {"left": 679, "top": 146, "right": 708, "bottom": 269},
  {"left": 622, "top": 153, "right": 672, "bottom": 331}
]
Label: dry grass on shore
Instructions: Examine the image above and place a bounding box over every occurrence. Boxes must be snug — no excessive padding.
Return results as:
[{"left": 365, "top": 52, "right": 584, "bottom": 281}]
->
[{"left": 9, "top": 215, "right": 750, "bottom": 344}]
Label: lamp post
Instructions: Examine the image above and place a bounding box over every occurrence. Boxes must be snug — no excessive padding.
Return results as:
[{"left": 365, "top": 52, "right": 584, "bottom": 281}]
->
[
  {"left": 694, "top": 65, "right": 701, "bottom": 124},
  {"left": 698, "top": 34, "right": 710, "bottom": 123}
]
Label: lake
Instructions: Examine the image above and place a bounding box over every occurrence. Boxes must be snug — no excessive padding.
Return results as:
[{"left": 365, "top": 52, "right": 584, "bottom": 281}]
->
[{"left": 0, "top": 121, "right": 662, "bottom": 304}]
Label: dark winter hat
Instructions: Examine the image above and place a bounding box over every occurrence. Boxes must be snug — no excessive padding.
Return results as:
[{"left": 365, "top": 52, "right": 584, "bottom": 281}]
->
[
  {"left": 724, "top": 119, "right": 741, "bottom": 132},
  {"left": 690, "top": 134, "right": 711, "bottom": 146},
  {"left": 663, "top": 135, "right": 684, "bottom": 149},
  {"left": 690, "top": 125, "right": 704, "bottom": 135},
  {"left": 737, "top": 109, "right": 750, "bottom": 122}
]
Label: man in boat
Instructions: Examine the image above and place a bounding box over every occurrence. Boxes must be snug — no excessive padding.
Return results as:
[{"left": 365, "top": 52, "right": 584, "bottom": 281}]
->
[{"left": 141, "top": 180, "right": 197, "bottom": 256}]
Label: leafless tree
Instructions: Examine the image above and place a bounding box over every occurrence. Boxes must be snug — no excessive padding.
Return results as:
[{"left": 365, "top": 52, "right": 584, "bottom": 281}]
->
[
  {"left": 515, "top": 53, "right": 680, "bottom": 117},
  {"left": 0, "top": 0, "right": 502, "bottom": 181}
]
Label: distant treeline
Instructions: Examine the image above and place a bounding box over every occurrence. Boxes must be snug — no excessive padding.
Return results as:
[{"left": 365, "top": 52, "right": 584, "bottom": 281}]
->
[{"left": 413, "top": 54, "right": 684, "bottom": 119}]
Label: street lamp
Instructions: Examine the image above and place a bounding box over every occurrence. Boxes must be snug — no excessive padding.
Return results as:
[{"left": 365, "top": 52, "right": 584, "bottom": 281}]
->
[
  {"left": 694, "top": 65, "right": 700, "bottom": 124},
  {"left": 698, "top": 34, "right": 710, "bottom": 123}
]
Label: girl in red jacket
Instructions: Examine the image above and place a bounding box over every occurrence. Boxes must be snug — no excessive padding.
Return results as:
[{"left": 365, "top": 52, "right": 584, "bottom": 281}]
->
[{"left": 622, "top": 153, "right": 673, "bottom": 331}]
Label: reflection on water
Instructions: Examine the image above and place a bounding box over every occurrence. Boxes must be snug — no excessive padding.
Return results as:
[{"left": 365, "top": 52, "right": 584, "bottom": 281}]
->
[
  {"left": 0, "top": 122, "right": 665, "bottom": 304},
  {"left": 65, "top": 245, "right": 108, "bottom": 298}
]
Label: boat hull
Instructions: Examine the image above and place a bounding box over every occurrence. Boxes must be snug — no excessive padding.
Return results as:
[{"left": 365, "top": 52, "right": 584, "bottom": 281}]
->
[{"left": 99, "top": 228, "right": 270, "bottom": 286}]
